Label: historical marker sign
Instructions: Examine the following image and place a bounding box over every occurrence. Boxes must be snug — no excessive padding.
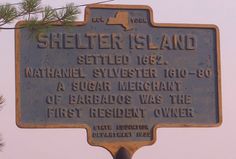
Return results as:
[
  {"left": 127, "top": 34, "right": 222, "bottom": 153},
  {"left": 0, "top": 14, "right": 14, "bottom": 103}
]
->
[{"left": 16, "top": 4, "right": 221, "bottom": 157}]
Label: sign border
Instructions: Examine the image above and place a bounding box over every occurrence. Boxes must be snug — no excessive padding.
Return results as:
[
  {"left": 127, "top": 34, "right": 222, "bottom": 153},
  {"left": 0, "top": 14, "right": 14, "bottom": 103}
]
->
[{"left": 15, "top": 4, "right": 222, "bottom": 156}]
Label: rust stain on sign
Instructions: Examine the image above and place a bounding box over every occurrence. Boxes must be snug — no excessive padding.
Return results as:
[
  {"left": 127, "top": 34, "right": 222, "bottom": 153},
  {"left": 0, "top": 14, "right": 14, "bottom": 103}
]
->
[{"left": 15, "top": 4, "right": 222, "bottom": 158}]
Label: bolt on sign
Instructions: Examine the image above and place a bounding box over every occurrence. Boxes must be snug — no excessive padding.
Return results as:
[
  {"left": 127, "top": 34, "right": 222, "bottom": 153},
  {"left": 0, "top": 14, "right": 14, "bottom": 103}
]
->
[{"left": 15, "top": 4, "right": 222, "bottom": 159}]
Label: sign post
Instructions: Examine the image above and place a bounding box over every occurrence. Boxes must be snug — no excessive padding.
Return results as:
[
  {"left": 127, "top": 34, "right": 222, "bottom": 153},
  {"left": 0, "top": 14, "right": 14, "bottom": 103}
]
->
[{"left": 16, "top": 4, "right": 222, "bottom": 159}]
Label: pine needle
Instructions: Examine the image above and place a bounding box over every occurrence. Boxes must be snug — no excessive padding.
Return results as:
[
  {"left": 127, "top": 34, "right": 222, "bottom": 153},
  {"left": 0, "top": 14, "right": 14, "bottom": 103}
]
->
[
  {"left": 0, "top": 135, "right": 4, "bottom": 151},
  {"left": 0, "top": 0, "right": 115, "bottom": 29},
  {"left": 0, "top": 96, "right": 4, "bottom": 106}
]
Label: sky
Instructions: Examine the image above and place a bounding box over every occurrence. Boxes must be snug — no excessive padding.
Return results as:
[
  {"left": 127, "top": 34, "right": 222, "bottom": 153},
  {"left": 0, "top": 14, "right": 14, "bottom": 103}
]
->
[{"left": 0, "top": 0, "right": 235, "bottom": 159}]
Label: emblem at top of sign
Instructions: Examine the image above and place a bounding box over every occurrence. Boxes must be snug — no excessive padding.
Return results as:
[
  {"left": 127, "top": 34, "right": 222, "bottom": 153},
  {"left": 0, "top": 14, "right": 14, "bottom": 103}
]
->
[{"left": 107, "top": 11, "right": 133, "bottom": 30}]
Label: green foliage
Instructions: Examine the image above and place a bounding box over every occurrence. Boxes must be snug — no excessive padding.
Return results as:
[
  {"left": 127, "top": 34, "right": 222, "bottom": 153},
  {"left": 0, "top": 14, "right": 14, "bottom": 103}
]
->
[
  {"left": 0, "top": 0, "right": 81, "bottom": 28},
  {"left": 0, "top": 96, "right": 4, "bottom": 151},
  {"left": 0, "top": 0, "right": 114, "bottom": 29},
  {"left": 23, "top": 17, "right": 40, "bottom": 29},
  {"left": 0, "top": 135, "right": 3, "bottom": 151},
  {"left": 54, "top": 3, "right": 80, "bottom": 23},
  {"left": 20, "top": 0, "right": 41, "bottom": 13},
  {"left": 42, "top": 6, "right": 56, "bottom": 21},
  {"left": 0, "top": 96, "right": 4, "bottom": 106},
  {"left": 0, "top": 4, "right": 17, "bottom": 24}
]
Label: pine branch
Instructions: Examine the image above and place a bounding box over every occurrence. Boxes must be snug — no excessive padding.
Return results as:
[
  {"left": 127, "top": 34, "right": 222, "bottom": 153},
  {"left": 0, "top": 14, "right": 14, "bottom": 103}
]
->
[
  {"left": 0, "top": 95, "right": 4, "bottom": 107},
  {"left": 20, "top": 0, "right": 41, "bottom": 13},
  {"left": 0, "top": 0, "right": 115, "bottom": 29},
  {"left": 42, "top": 6, "right": 56, "bottom": 21},
  {"left": 53, "top": 3, "right": 80, "bottom": 25},
  {"left": 0, "top": 96, "right": 4, "bottom": 151},
  {"left": 0, "top": 4, "right": 17, "bottom": 24},
  {"left": 0, "top": 135, "right": 3, "bottom": 151}
]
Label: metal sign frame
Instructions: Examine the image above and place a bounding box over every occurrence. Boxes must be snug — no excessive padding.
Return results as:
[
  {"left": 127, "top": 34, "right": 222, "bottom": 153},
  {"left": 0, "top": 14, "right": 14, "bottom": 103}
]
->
[{"left": 15, "top": 4, "right": 222, "bottom": 157}]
